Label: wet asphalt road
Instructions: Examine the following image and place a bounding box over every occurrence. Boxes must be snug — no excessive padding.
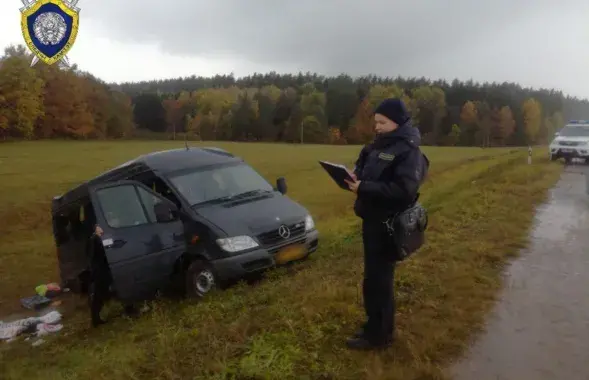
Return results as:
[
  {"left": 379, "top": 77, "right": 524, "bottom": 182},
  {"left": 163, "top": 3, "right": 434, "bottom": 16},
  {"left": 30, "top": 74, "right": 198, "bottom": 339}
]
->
[{"left": 450, "top": 165, "right": 589, "bottom": 380}]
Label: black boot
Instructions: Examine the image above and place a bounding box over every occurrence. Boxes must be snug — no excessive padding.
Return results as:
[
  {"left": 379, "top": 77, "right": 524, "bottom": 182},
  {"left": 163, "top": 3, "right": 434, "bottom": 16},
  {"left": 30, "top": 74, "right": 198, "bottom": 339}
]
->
[
  {"left": 91, "top": 316, "right": 107, "bottom": 328},
  {"left": 89, "top": 291, "right": 107, "bottom": 327},
  {"left": 347, "top": 322, "right": 393, "bottom": 350},
  {"left": 353, "top": 323, "right": 366, "bottom": 338},
  {"left": 346, "top": 335, "right": 393, "bottom": 351}
]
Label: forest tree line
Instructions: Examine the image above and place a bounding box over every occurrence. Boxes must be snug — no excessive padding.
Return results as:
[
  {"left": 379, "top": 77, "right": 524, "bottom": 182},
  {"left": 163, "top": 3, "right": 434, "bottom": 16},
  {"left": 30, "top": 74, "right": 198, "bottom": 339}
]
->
[{"left": 2, "top": 44, "right": 589, "bottom": 146}]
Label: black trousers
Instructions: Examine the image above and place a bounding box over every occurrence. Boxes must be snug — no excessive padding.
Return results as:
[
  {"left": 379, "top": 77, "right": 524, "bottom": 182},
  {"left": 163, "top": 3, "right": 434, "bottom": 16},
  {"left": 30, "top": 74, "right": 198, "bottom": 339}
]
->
[
  {"left": 89, "top": 273, "right": 110, "bottom": 323},
  {"left": 361, "top": 219, "right": 396, "bottom": 343},
  {"left": 89, "top": 272, "right": 138, "bottom": 323}
]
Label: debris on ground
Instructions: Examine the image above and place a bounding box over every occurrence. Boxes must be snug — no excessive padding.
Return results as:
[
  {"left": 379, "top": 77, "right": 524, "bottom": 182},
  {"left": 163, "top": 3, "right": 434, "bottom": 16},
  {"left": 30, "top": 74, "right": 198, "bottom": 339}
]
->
[
  {"left": 20, "top": 283, "right": 69, "bottom": 310},
  {"left": 31, "top": 339, "right": 45, "bottom": 347},
  {"left": 36, "top": 322, "right": 63, "bottom": 337},
  {"left": 0, "top": 311, "right": 63, "bottom": 343},
  {"left": 35, "top": 283, "right": 63, "bottom": 298},
  {"left": 20, "top": 295, "right": 52, "bottom": 310}
]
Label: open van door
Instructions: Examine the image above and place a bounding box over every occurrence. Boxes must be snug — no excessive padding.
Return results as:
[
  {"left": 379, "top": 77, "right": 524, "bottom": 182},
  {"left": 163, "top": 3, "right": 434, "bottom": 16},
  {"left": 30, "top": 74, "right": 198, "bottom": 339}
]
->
[{"left": 87, "top": 180, "right": 186, "bottom": 302}]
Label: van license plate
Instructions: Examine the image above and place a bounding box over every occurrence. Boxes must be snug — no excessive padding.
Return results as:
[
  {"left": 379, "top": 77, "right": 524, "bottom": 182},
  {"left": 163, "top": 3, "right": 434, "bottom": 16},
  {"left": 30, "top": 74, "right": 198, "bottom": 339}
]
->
[
  {"left": 275, "top": 244, "right": 306, "bottom": 264},
  {"left": 561, "top": 148, "right": 573, "bottom": 153}
]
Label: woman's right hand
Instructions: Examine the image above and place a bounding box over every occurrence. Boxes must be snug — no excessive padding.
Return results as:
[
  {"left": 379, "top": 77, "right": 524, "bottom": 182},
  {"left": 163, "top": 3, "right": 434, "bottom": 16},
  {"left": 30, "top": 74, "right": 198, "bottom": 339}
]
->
[{"left": 348, "top": 169, "right": 357, "bottom": 181}]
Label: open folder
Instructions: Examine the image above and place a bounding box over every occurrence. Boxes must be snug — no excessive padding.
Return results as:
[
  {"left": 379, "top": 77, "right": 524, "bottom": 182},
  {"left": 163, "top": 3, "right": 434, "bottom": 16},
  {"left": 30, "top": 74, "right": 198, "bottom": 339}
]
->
[{"left": 319, "top": 161, "right": 355, "bottom": 190}]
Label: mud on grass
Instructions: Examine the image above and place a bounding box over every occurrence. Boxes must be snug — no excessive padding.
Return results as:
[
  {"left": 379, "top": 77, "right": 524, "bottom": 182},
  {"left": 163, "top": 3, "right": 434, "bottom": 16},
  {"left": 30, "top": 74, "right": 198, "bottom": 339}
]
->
[{"left": 0, "top": 142, "right": 560, "bottom": 379}]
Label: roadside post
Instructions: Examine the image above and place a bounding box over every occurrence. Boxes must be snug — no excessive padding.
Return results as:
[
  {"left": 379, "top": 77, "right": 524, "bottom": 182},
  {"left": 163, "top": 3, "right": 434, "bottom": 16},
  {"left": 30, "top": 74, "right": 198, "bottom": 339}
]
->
[
  {"left": 528, "top": 146, "right": 532, "bottom": 165},
  {"left": 585, "top": 163, "right": 589, "bottom": 195}
]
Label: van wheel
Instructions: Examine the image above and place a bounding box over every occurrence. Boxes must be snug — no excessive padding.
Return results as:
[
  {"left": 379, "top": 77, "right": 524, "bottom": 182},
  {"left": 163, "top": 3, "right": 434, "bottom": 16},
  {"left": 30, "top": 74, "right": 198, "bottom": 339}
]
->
[{"left": 185, "top": 260, "right": 217, "bottom": 299}]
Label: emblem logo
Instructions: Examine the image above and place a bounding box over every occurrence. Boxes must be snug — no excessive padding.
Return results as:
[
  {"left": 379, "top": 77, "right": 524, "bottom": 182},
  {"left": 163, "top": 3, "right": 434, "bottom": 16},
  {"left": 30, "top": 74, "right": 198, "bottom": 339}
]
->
[
  {"left": 378, "top": 152, "right": 395, "bottom": 161},
  {"left": 20, "top": 0, "right": 81, "bottom": 67},
  {"left": 278, "top": 225, "right": 291, "bottom": 239}
]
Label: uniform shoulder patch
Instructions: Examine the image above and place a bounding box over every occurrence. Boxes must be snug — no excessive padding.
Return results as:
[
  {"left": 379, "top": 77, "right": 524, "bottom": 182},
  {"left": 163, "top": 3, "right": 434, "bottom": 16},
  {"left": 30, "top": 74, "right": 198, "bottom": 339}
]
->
[{"left": 378, "top": 152, "right": 395, "bottom": 161}]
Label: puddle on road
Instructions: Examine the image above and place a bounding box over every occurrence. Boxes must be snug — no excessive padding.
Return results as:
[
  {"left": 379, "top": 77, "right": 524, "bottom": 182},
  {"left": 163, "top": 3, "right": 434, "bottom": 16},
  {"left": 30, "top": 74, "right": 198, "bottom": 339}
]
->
[{"left": 450, "top": 167, "right": 589, "bottom": 380}]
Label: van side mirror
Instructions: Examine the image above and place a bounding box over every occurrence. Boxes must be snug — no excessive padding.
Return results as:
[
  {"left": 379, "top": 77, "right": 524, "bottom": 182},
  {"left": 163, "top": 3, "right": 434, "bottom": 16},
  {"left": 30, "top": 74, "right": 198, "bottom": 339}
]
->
[
  {"left": 276, "top": 177, "right": 287, "bottom": 195},
  {"left": 154, "top": 202, "right": 178, "bottom": 223}
]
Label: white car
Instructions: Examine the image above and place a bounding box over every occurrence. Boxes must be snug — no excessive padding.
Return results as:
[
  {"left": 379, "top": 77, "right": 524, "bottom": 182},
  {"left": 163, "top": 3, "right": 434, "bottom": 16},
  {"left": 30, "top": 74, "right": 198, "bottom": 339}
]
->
[{"left": 549, "top": 120, "right": 589, "bottom": 164}]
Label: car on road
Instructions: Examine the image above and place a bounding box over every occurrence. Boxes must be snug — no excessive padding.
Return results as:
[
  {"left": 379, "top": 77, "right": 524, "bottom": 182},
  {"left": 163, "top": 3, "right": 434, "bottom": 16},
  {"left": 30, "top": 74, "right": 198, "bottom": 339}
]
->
[
  {"left": 549, "top": 120, "right": 589, "bottom": 164},
  {"left": 50, "top": 147, "right": 319, "bottom": 303}
]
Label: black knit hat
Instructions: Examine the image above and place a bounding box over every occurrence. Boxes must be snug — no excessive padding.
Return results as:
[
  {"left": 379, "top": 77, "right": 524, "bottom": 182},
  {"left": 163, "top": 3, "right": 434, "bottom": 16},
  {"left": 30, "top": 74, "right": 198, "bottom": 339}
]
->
[{"left": 374, "top": 98, "right": 410, "bottom": 126}]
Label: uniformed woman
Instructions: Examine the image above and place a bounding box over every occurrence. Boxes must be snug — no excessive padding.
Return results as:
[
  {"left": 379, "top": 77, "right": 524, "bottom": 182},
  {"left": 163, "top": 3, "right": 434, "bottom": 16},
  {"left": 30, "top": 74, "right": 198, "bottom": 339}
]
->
[{"left": 344, "top": 98, "right": 428, "bottom": 350}]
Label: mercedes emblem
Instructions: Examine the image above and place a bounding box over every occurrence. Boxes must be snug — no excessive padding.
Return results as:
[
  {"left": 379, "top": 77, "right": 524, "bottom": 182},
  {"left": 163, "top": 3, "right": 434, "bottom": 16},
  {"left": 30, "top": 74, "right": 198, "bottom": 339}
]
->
[{"left": 278, "top": 225, "right": 291, "bottom": 239}]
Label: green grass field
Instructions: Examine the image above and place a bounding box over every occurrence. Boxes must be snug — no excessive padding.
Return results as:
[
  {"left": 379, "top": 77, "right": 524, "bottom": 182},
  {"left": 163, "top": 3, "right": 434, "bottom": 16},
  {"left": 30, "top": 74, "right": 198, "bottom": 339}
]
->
[{"left": 0, "top": 141, "right": 561, "bottom": 379}]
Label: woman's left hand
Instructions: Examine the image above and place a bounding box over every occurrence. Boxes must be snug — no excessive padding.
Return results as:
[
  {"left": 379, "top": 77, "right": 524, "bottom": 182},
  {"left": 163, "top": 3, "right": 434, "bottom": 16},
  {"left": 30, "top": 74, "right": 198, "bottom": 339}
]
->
[{"left": 345, "top": 179, "right": 361, "bottom": 193}]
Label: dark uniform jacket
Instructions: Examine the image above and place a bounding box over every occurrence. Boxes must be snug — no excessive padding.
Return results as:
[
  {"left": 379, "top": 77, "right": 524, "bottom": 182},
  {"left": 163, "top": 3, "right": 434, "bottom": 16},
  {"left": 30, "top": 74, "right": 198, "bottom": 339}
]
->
[
  {"left": 353, "top": 120, "right": 429, "bottom": 222},
  {"left": 86, "top": 231, "right": 112, "bottom": 285}
]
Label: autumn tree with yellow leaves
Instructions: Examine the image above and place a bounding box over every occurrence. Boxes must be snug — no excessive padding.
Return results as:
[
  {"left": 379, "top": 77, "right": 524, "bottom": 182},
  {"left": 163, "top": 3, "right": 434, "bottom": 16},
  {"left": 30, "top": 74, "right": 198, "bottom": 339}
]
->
[
  {"left": 1, "top": 42, "right": 587, "bottom": 146},
  {"left": 522, "top": 98, "right": 543, "bottom": 144}
]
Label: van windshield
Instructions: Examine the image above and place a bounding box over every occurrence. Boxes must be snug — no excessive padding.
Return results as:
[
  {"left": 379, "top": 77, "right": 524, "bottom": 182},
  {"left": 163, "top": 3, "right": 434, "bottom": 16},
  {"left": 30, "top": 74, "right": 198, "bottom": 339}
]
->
[
  {"left": 559, "top": 126, "right": 589, "bottom": 137},
  {"left": 168, "top": 163, "right": 274, "bottom": 206}
]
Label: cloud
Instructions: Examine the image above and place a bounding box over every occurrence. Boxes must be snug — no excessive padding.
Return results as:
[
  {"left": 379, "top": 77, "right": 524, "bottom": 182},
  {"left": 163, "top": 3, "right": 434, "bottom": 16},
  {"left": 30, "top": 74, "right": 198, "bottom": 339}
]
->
[
  {"left": 1, "top": 0, "right": 588, "bottom": 97},
  {"left": 83, "top": 0, "right": 583, "bottom": 75}
]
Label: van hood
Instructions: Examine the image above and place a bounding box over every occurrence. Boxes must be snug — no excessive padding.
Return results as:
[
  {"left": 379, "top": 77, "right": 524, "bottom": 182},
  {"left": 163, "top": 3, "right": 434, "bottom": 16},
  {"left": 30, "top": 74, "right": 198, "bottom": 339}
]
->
[
  {"left": 554, "top": 136, "right": 589, "bottom": 143},
  {"left": 193, "top": 192, "right": 309, "bottom": 237}
]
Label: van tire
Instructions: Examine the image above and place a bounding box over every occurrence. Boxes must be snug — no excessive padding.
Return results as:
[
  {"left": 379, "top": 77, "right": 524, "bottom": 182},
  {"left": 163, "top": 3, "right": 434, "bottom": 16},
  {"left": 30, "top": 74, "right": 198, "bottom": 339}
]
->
[{"left": 185, "top": 260, "right": 217, "bottom": 299}]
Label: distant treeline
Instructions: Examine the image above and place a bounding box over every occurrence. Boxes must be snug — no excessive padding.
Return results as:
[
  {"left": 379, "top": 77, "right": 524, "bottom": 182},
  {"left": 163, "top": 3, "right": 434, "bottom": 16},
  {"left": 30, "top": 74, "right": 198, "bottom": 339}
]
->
[{"left": 2, "top": 44, "right": 589, "bottom": 146}]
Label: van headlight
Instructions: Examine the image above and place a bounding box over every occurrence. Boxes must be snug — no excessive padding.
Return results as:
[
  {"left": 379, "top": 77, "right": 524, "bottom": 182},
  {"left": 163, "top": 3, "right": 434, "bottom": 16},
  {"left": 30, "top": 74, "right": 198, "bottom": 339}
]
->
[
  {"left": 305, "top": 215, "right": 315, "bottom": 231},
  {"left": 216, "top": 236, "right": 259, "bottom": 252}
]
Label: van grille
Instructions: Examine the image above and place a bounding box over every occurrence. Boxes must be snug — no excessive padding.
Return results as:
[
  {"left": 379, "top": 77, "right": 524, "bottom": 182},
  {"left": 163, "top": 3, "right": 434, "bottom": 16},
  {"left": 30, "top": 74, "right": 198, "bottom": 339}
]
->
[
  {"left": 560, "top": 141, "right": 581, "bottom": 146},
  {"left": 257, "top": 221, "right": 305, "bottom": 247},
  {"left": 267, "top": 236, "right": 307, "bottom": 255}
]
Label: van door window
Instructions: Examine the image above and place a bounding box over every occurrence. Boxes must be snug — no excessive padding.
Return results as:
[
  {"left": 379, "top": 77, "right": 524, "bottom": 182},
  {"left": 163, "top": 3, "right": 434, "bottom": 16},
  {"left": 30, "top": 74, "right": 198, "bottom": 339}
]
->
[
  {"left": 137, "top": 186, "right": 164, "bottom": 223},
  {"left": 152, "top": 179, "right": 181, "bottom": 208},
  {"left": 131, "top": 172, "right": 182, "bottom": 209},
  {"left": 95, "top": 185, "right": 149, "bottom": 228}
]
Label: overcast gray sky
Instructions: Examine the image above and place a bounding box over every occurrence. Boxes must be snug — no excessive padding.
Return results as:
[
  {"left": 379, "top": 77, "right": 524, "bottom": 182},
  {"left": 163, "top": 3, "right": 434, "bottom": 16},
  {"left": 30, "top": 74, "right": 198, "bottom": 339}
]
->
[{"left": 2, "top": 0, "right": 588, "bottom": 97}]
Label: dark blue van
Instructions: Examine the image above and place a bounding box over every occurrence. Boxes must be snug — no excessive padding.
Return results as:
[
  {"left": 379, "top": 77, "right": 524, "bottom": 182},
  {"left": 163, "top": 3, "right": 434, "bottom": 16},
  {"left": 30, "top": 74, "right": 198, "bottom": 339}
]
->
[{"left": 51, "top": 147, "right": 319, "bottom": 302}]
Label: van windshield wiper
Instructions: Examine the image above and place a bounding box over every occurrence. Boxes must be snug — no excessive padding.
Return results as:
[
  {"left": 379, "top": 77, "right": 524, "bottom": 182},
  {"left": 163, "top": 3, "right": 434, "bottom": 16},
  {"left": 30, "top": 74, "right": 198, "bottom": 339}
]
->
[
  {"left": 193, "top": 195, "right": 235, "bottom": 206},
  {"left": 231, "top": 189, "right": 271, "bottom": 200},
  {"left": 192, "top": 189, "right": 271, "bottom": 207}
]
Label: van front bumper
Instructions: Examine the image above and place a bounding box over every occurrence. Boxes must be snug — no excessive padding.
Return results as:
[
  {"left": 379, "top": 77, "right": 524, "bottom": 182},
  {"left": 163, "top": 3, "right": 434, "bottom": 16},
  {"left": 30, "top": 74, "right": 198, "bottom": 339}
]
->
[{"left": 211, "top": 229, "right": 319, "bottom": 281}]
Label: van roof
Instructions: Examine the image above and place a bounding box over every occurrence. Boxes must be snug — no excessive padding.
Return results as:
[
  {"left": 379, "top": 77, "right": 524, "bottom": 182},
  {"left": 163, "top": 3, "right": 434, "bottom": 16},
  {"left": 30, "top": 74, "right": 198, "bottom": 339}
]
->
[
  {"left": 52, "top": 147, "right": 241, "bottom": 212},
  {"left": 125, "top": 147, "right": 239, "bottom": 173}
]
